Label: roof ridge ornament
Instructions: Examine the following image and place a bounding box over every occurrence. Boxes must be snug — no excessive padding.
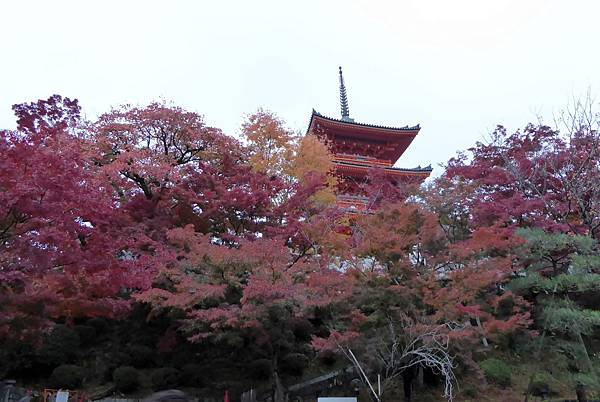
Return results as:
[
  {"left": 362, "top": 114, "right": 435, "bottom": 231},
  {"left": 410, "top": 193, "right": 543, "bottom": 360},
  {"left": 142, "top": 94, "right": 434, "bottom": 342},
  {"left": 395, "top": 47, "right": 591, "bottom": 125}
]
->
[{"left": 338, "top": 66, "right": 354, "bottom": 122}]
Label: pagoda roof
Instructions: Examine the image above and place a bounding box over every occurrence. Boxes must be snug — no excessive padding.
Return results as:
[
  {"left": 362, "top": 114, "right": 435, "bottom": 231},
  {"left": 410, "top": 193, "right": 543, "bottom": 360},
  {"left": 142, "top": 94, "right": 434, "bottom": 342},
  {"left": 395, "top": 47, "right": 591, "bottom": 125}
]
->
[
  {"left": 307, "top": 110, "right": 421, "bottom": 135},
  {"left": 308, "top": 110, "right": 422, "bottom": 163},
  {"left": 335, "top": 161, "right": 433, "bottom": 173},
  {"left": 334, "top": 160, "right": 432, "bottom": 176}
]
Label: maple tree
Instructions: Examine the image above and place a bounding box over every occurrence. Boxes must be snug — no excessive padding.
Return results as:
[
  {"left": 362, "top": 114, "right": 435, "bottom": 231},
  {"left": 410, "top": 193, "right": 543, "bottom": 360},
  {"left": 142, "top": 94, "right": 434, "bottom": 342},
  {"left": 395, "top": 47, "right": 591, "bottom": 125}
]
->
[
  {"left": 242, "top": 109, "right": 297, "bottom": 178},
  {"left": 4, "top": 92, "right": 600, "bottom": 400},
  {"left": 445, "top": 97, "right": 600, "bottom": 237},
  {"left": 241, "top": 108, "right": 336, "bottom": 208},
  {"left": 431, "top": 98, "right": 600, "bottom": 397},
  {"left": 134, "top": 221, "right": 352, "bottom": 399},
  {"left": 311, "top": 200, "right": 532, "bottom": 401},
  {"left": 0, "top": 96, "right": 140, "bottom": 342}
]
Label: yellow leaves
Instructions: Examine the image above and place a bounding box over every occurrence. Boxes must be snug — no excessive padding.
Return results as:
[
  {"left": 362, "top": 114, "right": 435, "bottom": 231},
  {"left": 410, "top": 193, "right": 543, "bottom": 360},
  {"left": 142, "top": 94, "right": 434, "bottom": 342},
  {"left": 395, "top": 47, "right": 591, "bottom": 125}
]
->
[
  {"left": 242, "top": 109, "right": 297, "bottom": 178},
  {"left": 292, "top": 133, "right": 338, "bottom": 207},
  {"left": 291, "top": 134, "right": 332, "bottom": 182},
  {"left": 241, "top": 108, "right": 338, "bottom": 207}
]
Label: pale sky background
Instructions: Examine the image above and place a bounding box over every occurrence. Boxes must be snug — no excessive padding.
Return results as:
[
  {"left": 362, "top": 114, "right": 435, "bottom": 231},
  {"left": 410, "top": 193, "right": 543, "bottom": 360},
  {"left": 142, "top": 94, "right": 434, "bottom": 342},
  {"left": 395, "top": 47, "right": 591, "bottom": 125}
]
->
[{"left": 1, "top": 0, "right": 599, "bottom": 175}]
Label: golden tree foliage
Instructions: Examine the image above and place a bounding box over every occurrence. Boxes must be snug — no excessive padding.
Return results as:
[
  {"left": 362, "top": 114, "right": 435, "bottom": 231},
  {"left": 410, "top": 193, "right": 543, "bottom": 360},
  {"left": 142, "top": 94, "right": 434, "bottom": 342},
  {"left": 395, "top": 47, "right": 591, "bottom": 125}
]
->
[
  {"left": 242, "top": 109, "right": 337, "bottom": 206},
  {"left": 241, "top": 108, "right": 296, "bottom": 178},
  {"left": 292, "top": 133, "right": 337, "bottom": 206}
]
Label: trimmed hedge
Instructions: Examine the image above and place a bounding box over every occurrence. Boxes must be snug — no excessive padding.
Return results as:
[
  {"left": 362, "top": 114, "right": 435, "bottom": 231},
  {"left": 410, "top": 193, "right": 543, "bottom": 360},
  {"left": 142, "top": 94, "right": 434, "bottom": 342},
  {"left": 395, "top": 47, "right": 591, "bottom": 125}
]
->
[
  {"left": 39, "top": 325, "right": 81, "bottom": 366},
  {"left": 530, "top": 372, "right": 553, "bottom": 396},
  {"left": 128, "top": 345, "right": 156, "bottom": 368},
  {"left": 74, "top": 325, "right": 97, "bottom": 346},
  {"left": 113, "top": 366, "right": 140, "bottom": 393},
  {"left": 49, "top": 364, "right": 85, "bottom": 389},
  {"left": 180, "top": 364, "right": 205, "bottom": 387},
  {"left": 151, "top": 367, "right": 181, "bottom": 390},
  {"left": 248, "top": 359, "right": 272, "bottom": 380},
  {"left": 87, "top": 317, "right": 109, "bottom": 334}
]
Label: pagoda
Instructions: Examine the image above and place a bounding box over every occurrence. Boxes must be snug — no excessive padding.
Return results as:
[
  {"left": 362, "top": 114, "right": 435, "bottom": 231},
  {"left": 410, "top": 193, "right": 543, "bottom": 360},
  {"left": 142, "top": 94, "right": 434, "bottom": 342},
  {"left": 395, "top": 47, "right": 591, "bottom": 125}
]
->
[{"left": 307, "top": 67, "right": 432, "bottom": 211}]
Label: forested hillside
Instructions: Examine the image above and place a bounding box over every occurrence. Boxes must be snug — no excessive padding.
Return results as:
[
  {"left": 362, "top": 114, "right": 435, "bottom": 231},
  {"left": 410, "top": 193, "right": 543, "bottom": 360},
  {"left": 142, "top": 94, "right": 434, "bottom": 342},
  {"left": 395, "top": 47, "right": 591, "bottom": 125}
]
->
[{"left": 1, "top": 96, "right": 599, "bottom": 401}]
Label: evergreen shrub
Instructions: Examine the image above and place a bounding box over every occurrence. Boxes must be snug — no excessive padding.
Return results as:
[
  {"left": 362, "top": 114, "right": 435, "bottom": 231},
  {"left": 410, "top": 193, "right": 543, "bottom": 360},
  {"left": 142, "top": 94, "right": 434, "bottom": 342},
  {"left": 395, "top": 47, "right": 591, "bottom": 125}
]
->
[
  {"left": 74, "top": 325, "right": 97, "bottom": 345},
  {"left": 180, "top": 364, "right": 204, "bottom": 386},
  {"left": 49, "top": 364, "right": 85, "bottom": 389},
  {"left": 280, "top": 353, "right": 309, "bottom": 377},
  {"left": 248, "top": 359, "right": 272, "bottom": 380},
  {"left": 87, "top": 317, "right": 109, "bottom": 334},
  {"left": 128, "top": 345, "right": 156, "bottom": 368},
  {"left": 113, "top": 366, "right": 140, "bottom": 393},
  {"left": 480, "top": 358, "right": 511, "bottom": 387},
  {"left": 151, "top": 367, "right": 181, "bottom": 390},
  {"left": 39, "top": 325, "right": 81, "bottom": 366},
  {"left": 530, "top": 372, "right": 554, "bottom": 396}
]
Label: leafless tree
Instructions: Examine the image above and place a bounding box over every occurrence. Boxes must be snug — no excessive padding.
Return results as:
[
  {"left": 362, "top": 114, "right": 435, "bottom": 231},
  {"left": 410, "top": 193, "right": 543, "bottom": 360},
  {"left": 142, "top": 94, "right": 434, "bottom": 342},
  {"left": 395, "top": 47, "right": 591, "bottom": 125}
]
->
[{"left": 340, "top": 318, "right": 457, "bottom": 402}]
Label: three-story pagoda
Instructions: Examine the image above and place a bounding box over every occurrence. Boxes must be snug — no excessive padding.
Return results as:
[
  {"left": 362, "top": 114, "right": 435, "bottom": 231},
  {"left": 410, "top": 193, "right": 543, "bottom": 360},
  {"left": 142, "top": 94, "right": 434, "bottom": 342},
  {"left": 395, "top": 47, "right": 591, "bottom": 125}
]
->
[{"left": 307, "top": 67, "right": 432, "bottom": 211}]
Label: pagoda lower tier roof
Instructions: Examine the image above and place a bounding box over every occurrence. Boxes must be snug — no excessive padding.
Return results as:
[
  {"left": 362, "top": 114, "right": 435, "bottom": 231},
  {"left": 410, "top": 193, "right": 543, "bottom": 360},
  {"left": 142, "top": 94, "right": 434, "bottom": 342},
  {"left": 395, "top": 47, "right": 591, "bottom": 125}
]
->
[{"left": 334, "top": 160, "right": 432, "bottom": 178}]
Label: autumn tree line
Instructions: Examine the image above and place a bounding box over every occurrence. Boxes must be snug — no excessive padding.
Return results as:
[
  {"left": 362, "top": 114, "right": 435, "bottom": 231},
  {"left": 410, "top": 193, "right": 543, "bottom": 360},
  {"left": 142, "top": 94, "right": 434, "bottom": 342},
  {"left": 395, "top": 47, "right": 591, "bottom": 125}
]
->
[{"left": 1, "top": 95, "right": 600, "bottom": 401}]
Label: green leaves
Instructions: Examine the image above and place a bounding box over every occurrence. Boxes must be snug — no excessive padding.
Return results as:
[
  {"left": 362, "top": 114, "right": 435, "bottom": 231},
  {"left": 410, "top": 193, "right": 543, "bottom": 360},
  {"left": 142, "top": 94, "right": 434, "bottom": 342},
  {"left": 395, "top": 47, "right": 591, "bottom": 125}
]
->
[
  {"left": 543, "top": 300, "right": 600, "bottom": 337},
  {"left": 510, "top": 272, "right": 600, "bottom": 295}
]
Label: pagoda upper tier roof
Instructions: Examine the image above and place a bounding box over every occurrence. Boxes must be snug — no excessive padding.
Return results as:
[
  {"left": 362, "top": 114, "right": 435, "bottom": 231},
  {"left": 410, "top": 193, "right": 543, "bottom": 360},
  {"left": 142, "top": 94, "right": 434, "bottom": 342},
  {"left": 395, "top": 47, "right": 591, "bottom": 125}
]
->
[
  {"left": 307, "top": 110, "right": 421, "bottom": 163},
  {"left": 307, "top": 110, "right": 421, "bottom": 132}
]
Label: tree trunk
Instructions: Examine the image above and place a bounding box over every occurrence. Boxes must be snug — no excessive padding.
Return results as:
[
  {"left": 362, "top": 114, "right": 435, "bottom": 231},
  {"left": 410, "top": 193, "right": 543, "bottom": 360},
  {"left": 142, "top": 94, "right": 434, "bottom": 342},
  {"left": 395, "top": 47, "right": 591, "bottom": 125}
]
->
[
  {"left": 576, "top": 382, "right": 587, "bottom": 402},
  {"left": 273, "top": 371, "right": 286, "bottom": 402},
  {"left": 403, "top": 366, "right": 415, "bottom": 402},
  {"left": 475, "top": 316, "right": 489, "bottom": 347},
  {"left": 576, "top": 331, "right": 594, "bottom": 373}
]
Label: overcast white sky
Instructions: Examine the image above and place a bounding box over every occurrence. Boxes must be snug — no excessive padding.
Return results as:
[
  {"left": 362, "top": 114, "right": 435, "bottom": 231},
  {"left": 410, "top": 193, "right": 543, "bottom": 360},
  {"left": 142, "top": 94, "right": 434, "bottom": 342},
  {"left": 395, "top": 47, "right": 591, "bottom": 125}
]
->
[{"left": 2, "top": 0, "right": 599, "bottom": 175}]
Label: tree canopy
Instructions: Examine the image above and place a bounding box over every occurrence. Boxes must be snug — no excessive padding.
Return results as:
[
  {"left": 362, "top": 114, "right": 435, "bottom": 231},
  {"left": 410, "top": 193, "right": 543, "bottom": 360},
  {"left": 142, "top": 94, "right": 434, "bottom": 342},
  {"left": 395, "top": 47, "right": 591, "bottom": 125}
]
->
[{"left": 2, "top": 95, "right": 600, "bottom": 401}]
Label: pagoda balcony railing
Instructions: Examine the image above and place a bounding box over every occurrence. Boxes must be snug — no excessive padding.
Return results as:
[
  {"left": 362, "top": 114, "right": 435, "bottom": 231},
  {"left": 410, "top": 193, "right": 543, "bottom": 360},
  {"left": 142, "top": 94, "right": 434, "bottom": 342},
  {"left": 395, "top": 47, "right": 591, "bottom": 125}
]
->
[
  {"left": 337, "top": 194, "right": 369, "bottom": 202},
  {"left": 336, "top": 194, "right": 369, "bottom": 213},
  {"left": 333, "top": 154, "right": 392, "bottom": 167}
]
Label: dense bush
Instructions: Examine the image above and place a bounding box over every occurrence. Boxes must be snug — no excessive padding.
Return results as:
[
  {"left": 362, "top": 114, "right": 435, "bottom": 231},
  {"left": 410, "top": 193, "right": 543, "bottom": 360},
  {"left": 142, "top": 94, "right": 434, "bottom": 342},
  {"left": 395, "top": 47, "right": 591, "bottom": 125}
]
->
[
  {"left": 74, "top": 325, "right": 97, "bottom": 346},
  {"left": 291, "top": 318, "right": 314, "bottom": 342},
  {"left": 180, "top": 364, "right": 205, "bottom": 387},
  {"left": 151, "top": 367, "right": 181, "bottom": 390},
  {"left": 280, "top": 353, "right": 309, "bottom": 377},
  {"left": 480, "top": 358, "right": 511, "bottom": 387},
  {"left": 49, "top": 364, "right": 85, "bottom": 388},
  {"left": 0, "top": 337, "right": 37, "bottom": 377},
  {"left": 128, "top": 345, "right": 156, "bottom": 368},
  {"left": 318, "top": 350, "right": 337, "bottom": 367},
  {"left": 87, "top": 317, "right": 109, "bottom": 334},
  {"left": 39, "top": 326, "right": 81, "bottom": 367},
  {"left": 248, "top": 359, "right": 272, "bottom": 380},
  {"left": 529, "top": 372, "right": 554, "bottom": 396},
  {"left": 170, "top": 350, "right": 198, "bottom": 368},
  {"left": 573, "top": 373, "right": 600, "bottom": 397},
  {"left": 113, "top": 366, "right": 141, "bottom": 393},
  {"left": 462, "top": 385, "right": 478, "bottom": 398}
]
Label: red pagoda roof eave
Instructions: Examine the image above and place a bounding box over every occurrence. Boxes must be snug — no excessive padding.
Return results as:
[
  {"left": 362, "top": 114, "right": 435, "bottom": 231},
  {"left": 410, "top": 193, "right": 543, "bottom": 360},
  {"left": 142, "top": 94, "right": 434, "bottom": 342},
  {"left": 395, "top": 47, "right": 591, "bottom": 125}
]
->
[
  {"left": 334, "top": 163, "right": 432, "bottom": 177},
  {"left": 307, "top": 110, "right": 421, "bottom": 136}
]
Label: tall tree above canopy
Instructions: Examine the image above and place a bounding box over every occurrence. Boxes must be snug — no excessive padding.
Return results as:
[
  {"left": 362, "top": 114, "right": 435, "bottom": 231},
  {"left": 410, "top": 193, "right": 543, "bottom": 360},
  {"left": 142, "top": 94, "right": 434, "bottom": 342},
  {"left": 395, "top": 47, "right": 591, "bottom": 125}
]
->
[
  {"left": 94, "top": 101, "right": 240, "bottom": 201},
  {"left": 242, "top": 109, "right": 297, "bottom": 179},
  {"left": 93, "top": 102, "right": 296, "bottom": 245},
  {"left": 12, "top": 94, "right": 81, "bottom": 136},
  {"left": 242, "top": 109, "right": 336, "bottom": 209}
]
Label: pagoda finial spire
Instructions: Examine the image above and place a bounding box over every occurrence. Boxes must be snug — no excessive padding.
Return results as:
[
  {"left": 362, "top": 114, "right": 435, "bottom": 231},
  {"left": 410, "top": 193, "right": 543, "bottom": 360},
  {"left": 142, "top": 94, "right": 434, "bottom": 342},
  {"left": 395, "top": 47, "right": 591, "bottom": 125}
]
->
[{"left": 338, "top": 66, "right": 353, "bottom": 122}]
